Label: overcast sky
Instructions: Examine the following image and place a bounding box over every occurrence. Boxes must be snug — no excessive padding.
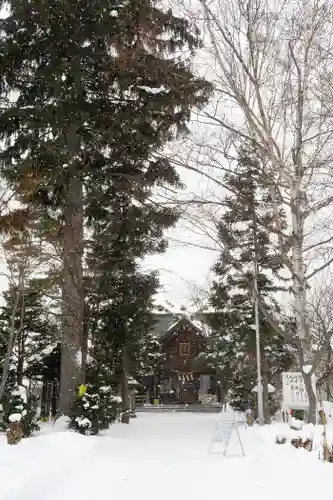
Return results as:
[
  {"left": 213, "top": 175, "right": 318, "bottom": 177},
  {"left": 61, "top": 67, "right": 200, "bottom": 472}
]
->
[{"left": 142, "top": 156, "right": 221, "bottom": 310}]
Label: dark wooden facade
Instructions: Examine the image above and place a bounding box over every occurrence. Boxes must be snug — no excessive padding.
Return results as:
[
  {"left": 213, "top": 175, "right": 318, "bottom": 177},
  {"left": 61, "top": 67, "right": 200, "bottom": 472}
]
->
[{"left": 147, "top": 317, "right": 213, "bottom": 404}]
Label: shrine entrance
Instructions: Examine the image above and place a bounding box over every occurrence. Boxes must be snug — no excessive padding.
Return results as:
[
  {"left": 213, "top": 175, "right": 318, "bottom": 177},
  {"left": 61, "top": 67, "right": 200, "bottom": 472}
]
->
[{"left": 178, "top": 372, "right": 200, "bottom": 404}]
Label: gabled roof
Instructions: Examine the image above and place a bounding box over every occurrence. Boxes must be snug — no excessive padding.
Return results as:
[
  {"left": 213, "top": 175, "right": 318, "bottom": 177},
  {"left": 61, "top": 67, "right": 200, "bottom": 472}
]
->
[
  {"left": 160, "top": 316, "right": 206, "bottom": 340},
  {"left": 151, "top": 302, "right": 213, "bottom": 338}
]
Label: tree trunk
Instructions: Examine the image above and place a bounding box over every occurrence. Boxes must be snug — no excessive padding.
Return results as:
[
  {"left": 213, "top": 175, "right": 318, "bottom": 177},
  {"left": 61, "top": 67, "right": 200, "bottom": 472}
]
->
[
  {"left": 16, "top": 334, "right": 26, "bottom": 386},
  {"left": 16, "top": 347, "right": 24, "bottom": 386},
  {"left": 16, "top": 294, "right": 26, "bottom": 386},
  {"left": 121, "top": 344, "right": 130, "bottom": 414},
  {"left": 261, "top": 356, "right": 271, "bottom": 424},
  {"left": 0, "top": 282, "right": 24, "bottom": 401},
  {"left": 58, "top": 165, "right": 84, "bottom": 415},
  {"left": 291, "top": 184, "right": 317, "bottom": 422},
  {"left": 262, "top": 369, "right": 271, "bottom": 424},
  {"left": 41, "top": 379, "right": 48, "bottom": 419},
  {"left": 51, "top": 380, "right": 58, "bottom": 419},
  {"left": 217, "top": 377, "right": 225, "bottom": 404},
  {"left": 81, "top": 302, "right": 90, "bottom": 381},
  {"left": 326, "top": 380, "right": 332, "bottom": 402},
  {"left": 303, "top": 370, "right": 317, "bottom": 425}
]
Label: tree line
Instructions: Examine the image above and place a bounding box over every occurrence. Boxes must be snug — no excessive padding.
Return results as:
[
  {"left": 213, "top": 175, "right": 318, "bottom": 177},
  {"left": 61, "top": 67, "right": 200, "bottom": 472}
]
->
[
  {"left": 175, "top": 0, "right": 333, "bottom": 424},
  {"left": 0, "top": 0, "right": 332, "bottom": 430},
  {"left": 0, "top": 0, "right": 211, "bottom": 426}
]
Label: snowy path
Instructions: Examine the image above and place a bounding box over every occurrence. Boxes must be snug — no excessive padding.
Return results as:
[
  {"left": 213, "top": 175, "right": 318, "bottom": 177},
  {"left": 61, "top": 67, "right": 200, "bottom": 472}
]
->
[{"left": 1, "top": 413, "right": 332, "bottom": 500}]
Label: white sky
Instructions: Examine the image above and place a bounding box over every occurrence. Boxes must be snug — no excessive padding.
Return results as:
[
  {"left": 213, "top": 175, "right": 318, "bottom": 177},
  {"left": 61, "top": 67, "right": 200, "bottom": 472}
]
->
[{"left": 142, "top": 165, "right": 219, "bottom": 309}]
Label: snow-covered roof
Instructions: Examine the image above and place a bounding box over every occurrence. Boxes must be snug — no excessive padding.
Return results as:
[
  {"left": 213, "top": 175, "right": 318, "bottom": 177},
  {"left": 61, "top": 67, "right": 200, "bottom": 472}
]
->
[
  {"left": 152, "top": 311, "right": 208, "bottom": 338},
  {"left": 197, "top": 307, "right": 224, "bottom": 316},
  {"left": 163, "top": 316, "right": 206, "bottom": 339},
  {"left": 191, "top": 319, "right": 207, "bottom": 332},
  {"left": 151, "top": 299, "right": 189, "bottom": 318},
  {"left": 151, "top": 301, "right": 214, "bottom": 338},
  {"left": 166, "top": 320, "right": 181, "bottom": 332}
]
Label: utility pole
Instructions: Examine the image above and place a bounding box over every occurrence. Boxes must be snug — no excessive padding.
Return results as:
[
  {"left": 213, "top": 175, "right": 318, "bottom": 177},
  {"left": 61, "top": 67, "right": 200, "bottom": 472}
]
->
[{"left": 252, "top": 200, "right": 264, "bottom": 426}]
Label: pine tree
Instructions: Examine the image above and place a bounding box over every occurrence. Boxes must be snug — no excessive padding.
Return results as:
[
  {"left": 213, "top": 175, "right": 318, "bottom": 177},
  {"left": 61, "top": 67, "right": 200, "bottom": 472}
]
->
[
  {"left": 137, "top": 330, "right": 164, "bottom": 379},
  {"left": 0, "top": 0, "right": 212, "bottom": 412},
  {"left": 86, "top": 179, "right": 177, "bottom": 415},
  {"left": 0, "top": 329, "right": 16, "bottom": 394},
  {"left": 0, "top": 282, "right": 58, "bottom": 386},
  {"left": 0, "top": 386, "right": 39, "bottom": 437},
  {"left": 69, "top": 383, "right": 121, "bottom": 435},
  {"left": 89, "top": 260, "right": 160, "bottom": 413},
  {"left": 201, "top": 147, "right": 294, "bottom": 420}
]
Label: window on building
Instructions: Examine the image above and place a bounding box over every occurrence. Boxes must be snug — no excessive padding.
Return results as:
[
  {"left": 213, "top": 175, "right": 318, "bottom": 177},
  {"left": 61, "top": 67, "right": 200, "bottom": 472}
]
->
[{"left": 179, "top": 342, "right": 190, "bottom": 356}]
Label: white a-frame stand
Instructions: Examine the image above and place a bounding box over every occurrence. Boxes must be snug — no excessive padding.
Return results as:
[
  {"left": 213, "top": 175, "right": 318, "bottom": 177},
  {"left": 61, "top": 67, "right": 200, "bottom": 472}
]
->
[{"left": 208, "top": 413, "right": 245, "bottom": 457}]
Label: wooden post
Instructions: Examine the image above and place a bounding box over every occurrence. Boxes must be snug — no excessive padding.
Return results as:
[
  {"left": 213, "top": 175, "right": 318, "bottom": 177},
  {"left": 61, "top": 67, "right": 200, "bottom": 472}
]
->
[{"left": 246, "top": 409, "right": 254, "bottom": 427}]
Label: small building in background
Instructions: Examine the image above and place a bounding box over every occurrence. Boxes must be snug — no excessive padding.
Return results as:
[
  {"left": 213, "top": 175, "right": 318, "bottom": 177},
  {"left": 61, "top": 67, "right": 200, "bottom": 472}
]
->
[{"left": 144, "top": 306, "right": 217, "bottom": 405}]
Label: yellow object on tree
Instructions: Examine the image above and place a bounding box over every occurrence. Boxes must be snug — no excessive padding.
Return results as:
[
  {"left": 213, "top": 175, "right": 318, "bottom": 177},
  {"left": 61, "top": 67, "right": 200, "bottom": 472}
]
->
[
  {"left": 78, "top": 385, "right": 87, "bottom": 398},
  {"left": 318, "top": 409, "right": 327, "bottom": 425}
]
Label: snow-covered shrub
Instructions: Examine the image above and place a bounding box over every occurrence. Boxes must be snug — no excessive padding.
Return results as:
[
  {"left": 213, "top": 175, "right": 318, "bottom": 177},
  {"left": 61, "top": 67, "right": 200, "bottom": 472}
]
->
[
  {"left": 69, "top": 383, "right": 121, "bottom": 435},
  {"left": 275, "top": 434, "right": 287, "bottom": 445},
  {"left": 289, "top": 417, "right": 303, "bottom": 431},
  {"left": 0, "top": 386, "right": 40, "bottom": 437}
]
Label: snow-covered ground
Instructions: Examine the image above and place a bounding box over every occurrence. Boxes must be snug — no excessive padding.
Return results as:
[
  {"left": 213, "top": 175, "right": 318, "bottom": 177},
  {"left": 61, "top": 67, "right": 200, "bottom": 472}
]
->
[{"left": 1, "top": 412, "right": 333, "bottom": 500}]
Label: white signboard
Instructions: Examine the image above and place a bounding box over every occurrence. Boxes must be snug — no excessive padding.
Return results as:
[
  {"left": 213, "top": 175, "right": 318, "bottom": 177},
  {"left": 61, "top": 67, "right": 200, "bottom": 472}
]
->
[{"left": 282, "top": 372, "right": 316, "bottom": 410}]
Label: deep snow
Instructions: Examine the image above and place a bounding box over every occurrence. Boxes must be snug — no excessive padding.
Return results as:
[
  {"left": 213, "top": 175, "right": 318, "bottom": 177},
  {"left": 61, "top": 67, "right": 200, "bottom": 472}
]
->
[{"left": 1, "top": 412, "right": 333, "bottom": 500}]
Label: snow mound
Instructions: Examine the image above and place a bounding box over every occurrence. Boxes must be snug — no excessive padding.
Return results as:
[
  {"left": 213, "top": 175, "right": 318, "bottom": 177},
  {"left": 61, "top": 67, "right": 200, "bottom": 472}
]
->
[
  {"left": 75, "top": 417, "right": 91, "bottom": 428},
  {"left": 289, "top": 417, "right": 303, "bottom": 430},
  {"left": 8, "top": 413, "right": 22, "bottom": 423}
]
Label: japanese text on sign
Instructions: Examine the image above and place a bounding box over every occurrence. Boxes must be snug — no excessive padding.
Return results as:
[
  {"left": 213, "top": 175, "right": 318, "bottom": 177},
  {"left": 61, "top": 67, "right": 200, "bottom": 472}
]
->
[{"left": 282, "top": 372, "right": 316, "bottom": 410}]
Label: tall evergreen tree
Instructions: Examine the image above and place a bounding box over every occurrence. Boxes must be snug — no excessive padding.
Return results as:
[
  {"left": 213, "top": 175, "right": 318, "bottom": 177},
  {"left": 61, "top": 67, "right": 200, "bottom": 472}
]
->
[
  {"left": 87, "top": 187, "right": 172, "bottom": 413},
  {"left": 0, "top": 0, "right": 211, "bottom": 412},
  {"left": 200, "top": 148, "right": 293, "bottom": 420},
  {"left": 91, "top": 269, "right": 158, "bottom": 412}
]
